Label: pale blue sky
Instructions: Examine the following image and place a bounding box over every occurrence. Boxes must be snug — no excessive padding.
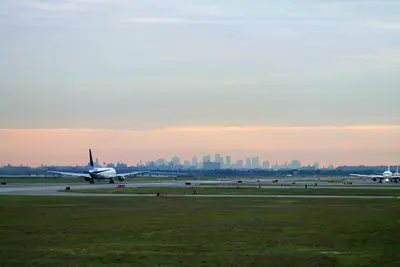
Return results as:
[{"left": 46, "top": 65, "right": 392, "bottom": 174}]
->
[{"left": 1, "top": 0, "right": 399, "bottom": 129}]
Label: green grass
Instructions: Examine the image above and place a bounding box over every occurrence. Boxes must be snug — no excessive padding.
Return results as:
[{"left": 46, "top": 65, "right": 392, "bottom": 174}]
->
[
  {"left": 0, "top": 196, "right": 399, "bottom": 267},
  {"left": 65, "top": 186, "right": 400, "bottom": 196}
]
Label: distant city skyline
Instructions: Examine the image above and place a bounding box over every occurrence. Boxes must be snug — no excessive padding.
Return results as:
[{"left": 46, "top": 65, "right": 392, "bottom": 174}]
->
[
  {"left": 1, "top": 1, "right": 399, "bottom": 166},
  {"left": 90, "top": 155, "right": 325, "bottom": 171}
]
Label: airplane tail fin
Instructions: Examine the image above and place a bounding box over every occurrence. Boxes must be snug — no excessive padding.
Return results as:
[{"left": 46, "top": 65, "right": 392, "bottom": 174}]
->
[
  {"left": 89, "top": 149, "right": 94, "bottom": 168},
  {"left": 388, "top": 165, "right": 391, "bottom": 171}
]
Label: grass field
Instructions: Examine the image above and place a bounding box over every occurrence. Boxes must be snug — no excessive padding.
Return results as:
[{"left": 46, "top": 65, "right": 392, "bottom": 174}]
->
[
  {"left": 65, "top": 186, "right": 400, "bottom": 196},
  {"left": 0, "top": 196, "right": 399, "bottom": 267}
]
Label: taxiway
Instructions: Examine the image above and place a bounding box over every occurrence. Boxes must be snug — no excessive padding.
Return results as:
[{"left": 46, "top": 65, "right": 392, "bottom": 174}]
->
[{"left": 1, "top": 178, "right": 399, "bottom": 199}]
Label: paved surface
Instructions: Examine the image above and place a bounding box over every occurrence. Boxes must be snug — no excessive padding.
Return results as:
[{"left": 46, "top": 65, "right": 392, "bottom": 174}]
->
[{"left": 1, "top": 178, "right": 399, "bottom": 199}]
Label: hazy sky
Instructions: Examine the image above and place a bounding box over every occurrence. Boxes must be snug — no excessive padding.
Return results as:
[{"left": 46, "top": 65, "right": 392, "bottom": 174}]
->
[{"left": 1, "top": 0, "right": 399, "bottom": 166}]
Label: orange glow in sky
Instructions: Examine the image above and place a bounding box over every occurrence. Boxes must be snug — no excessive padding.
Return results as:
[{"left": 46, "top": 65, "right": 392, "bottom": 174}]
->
[{"left": 1, "top": 125, "right": 399, "bottom": 167}]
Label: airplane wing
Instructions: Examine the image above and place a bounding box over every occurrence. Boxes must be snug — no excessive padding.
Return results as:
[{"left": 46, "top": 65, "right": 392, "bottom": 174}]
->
[
  {"left": 116, "top": 171, "right": 150, "bottom": 178},
  {"left": 117, "top": 171, "right": 186, "bottom": 178},
  {"left": 47, "top": 171, "right": 91, "bottom": 178},
  {"left": 349, "top": 174, "right": 384, "bottom": 178}
]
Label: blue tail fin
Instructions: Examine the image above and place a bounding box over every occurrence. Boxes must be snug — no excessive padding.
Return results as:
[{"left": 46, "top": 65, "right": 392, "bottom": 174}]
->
[{"left": 89, "top": 149, "right": 94, "bottom": 168}]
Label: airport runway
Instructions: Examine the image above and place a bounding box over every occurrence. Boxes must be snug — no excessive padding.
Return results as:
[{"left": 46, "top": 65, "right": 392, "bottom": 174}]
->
[{"left": 0, "top": 179, "right": 399, "bottom": 199}]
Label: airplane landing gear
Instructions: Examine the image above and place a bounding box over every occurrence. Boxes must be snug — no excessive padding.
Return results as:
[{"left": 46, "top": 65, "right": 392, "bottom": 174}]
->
[
  {"left": 89, "top": 180, "right": 95, "bottom": 184},
  {"left": 109, "top": 180, "right": 115, "bottom": 184}
]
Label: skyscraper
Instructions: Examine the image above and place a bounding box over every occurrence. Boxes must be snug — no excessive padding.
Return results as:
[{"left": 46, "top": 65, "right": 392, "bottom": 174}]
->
[
  {"left": 290, "top": 160, "right": 302, "bottom": 169},
  {"left": 236, "top": 160, "right": 244, "bottom": 169},
  {"left": 156, "top": 158, "right": 166, "bottom": 166},
  {"left": 203, "top": 155, "right": 211, "bottom": 163},
  {"left": 215, "top": 154, "right": 222, "bottom": 163},
  {"left": 192, "top": 156, "right": 198, "bottom": 167},
  {"left": 172, "top": 156, "right": 180, "bottom": 166},
  {"left": 183, "top": 160, "right": 191, "bottom": 169},
  {"left": 262, "top": 160, "right": 270, "bottom": 169},
  {"left": 252, "top": 157, "right": 260, "bottom": 169},
  {"left": 313, "top": 162, "right": 320, "bottom": 169},
  {"left": 246, "top": 158, "right": 252, "bottom": 169},
  {"left": 225, "top": 156, "right": 231, "bottom": 168}
]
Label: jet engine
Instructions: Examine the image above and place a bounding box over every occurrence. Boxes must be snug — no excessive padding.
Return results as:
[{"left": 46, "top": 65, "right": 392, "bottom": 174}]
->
[
  {"left": 84, "top": 177, "right": 90, "bottom": 182},
  {"left": 118, "top": 176, "right": 125, "bottom": 182}
]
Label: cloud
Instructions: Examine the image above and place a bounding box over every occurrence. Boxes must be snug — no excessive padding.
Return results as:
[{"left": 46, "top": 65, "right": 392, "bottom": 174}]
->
[
  {"left": 163, "top": 125, "right": 400, "bottom": 133},
  {"left": 339, "top": 49, "right": 400, "bottom": 65},
  {"left": 120, "top": 17, "right": 185, "bottom": 24},
  {"left": 26, "top": 0, "right": 81, "bottom": 11},
  {"left": 25, "top": 0, "right": 112, "bottom": 12},
  {"left": 73, "top": 87, "right": 91, "bottom": 92},
  {"left": 198, "top": 4, "right": 222, "bottom": 16},
  {"left": 1, "top": 0, "right": 400, "bottom": 137},
  {"left": 0, "top": 0, "right": 115, "bottom": 25},
  {"left": 120, "top": 16, "right": 239, "bottom": 25},
  {"left": 365, "top": 20, "right": 400, "bottom": 30},
  {"left": 3, "top": 125, "right": 400, "bottom": 133}
]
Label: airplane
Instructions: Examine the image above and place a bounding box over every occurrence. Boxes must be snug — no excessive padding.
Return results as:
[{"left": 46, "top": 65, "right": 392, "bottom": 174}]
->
[
  {"left": 350, "top": 165, "right": 400, "bottom": 183},
  {"left": 394, "top": 166, "right": 400, "bottom": 177},
  {"left": 47, "top": 149, "right": 151, "bottom": 184}
]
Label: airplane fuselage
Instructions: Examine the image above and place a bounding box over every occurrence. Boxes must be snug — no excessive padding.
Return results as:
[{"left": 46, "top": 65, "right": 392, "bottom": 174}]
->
[
  {"left": 383, "top": 171, "right": 393, "bottom": 178},
  {"left": 89, "top": 167, "right": 117, "bottom": 180}
]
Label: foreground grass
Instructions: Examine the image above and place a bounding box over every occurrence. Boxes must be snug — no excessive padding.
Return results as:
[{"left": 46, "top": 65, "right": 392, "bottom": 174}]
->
[
  {"left": 66, "top": 186, "right": 400, "bottom": 196},
  {"left": 0, "top": 196, "right": 399, "bottom": 267}
]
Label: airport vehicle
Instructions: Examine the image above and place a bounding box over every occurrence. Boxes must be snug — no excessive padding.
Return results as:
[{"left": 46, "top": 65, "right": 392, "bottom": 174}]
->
[
  {"left": 350, "top": 166, "right": 400, "bottom": 183},
  {"left": 47, "top": 149, "right": 150, "bottom": 184}
]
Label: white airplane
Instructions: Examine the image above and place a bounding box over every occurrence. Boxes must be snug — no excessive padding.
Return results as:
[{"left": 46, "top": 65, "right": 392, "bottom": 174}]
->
[
  {"left": 350, "top": 166, "right": 400, "bottom": 183},
  {"left": 394, "top": 166, "right": 400, "bottom": 177},
  {"left": 47, "top": 149, "right": 150, "bottom": 184}
]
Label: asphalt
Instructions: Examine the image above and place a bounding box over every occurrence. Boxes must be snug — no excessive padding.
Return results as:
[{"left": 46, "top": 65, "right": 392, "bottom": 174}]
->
[{"left": 0, "top": 178, "right": 399, "bottom": 199}]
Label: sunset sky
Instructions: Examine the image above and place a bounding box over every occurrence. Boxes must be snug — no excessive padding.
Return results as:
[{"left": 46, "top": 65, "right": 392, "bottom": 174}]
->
[{"left": 1, "top": 0, "right": 399, "bottom": 166}]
